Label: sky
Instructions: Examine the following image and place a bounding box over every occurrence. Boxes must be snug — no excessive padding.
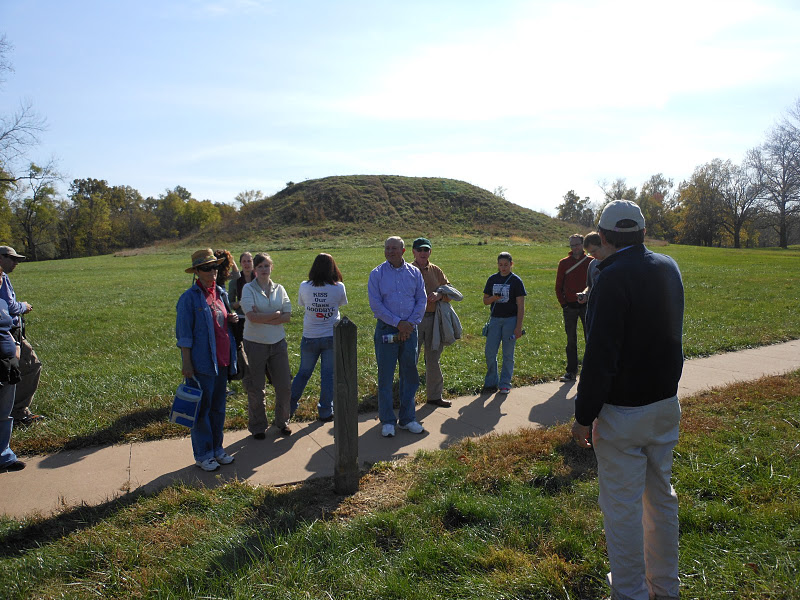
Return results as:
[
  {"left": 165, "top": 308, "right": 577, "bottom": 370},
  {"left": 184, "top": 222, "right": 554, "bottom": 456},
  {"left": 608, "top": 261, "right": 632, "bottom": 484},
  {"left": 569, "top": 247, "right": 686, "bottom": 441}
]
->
[{"left": 2, "top": 0, "right": 800, "bottom": 216}]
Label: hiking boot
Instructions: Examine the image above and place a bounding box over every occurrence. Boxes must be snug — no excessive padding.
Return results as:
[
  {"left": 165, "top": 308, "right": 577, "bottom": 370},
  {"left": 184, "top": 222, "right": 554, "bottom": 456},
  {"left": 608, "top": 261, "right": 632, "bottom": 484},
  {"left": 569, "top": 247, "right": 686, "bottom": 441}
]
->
[{"left": 0, "top": 460, "right": 26, "bottom": 473}]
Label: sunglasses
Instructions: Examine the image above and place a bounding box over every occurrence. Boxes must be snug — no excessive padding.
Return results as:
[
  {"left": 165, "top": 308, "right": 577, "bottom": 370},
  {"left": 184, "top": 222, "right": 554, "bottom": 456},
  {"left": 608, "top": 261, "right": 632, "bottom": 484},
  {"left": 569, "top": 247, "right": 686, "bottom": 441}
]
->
[
  {"left": 197, "top": 264, "right": 219, "bottom": 272},
  {"left": 415, "top": 247, "right": 431, "bottom": 252}
]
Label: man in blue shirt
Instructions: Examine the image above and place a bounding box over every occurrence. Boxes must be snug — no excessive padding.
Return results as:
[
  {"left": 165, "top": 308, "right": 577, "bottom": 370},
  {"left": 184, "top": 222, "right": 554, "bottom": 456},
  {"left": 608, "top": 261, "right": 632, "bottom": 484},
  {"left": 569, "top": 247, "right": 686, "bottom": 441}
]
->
[
  {"left": 0, "top": 247, "right": 43, "bottom": 427},
  {"left": 368, "top": 236, "right": 427, "bottom": 438}
]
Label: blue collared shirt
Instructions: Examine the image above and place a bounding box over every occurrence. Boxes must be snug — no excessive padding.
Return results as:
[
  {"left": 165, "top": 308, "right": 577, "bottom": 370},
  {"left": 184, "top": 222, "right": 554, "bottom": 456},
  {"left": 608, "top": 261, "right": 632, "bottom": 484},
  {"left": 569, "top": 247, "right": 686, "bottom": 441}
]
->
[
  {"left": 0, "top": 273, "right": 25, "bottom": 328},
  {"left": 367, "top": 260, "right": 427, "bottom": 327}
]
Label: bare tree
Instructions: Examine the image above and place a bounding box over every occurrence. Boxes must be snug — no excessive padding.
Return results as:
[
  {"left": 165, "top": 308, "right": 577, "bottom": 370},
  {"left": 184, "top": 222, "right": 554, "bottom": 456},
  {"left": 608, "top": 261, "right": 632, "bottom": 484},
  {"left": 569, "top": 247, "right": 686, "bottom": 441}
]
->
[
  {"left": 750, "top": 99, "right": 800, "bottom": 248},
  {"left": 715, "top": 157, "right": 763, "bottom": 248},
  {"left": 0, "top": 35, "right": 47, "bottom": 185},
  {"left": 752, "top": 127, "right": 800, "bottom": 248}
]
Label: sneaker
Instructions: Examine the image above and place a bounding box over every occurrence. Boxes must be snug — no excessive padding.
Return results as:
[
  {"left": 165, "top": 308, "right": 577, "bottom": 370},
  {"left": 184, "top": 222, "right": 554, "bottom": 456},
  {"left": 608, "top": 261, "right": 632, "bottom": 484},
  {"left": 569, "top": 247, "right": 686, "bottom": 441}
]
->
[
  {"left": 381, "top": 423, "right": 396, "bottom": 438},
  {"left": 252, "top": 432, "right": 266, "bottom": 440},
  {"left": 195, "top": 458, "right": 220, "bottom": 472},
  {"left": 559, "top": 372, "right": 576, "bottom": 382},
  {"left": 318, "top": 414, "right": 334, "bottom": 422},
  {"left": 214, "top": 452, "right": 234, "bottom": 465},
  {"left": 0, "top": 460, "right": 26, "bottom": 473},
  {"left": 498, "top": 386, "right": 511, "bottom": 394},
  {"left": 399, "top": 421, "right": 424, "bottom": 434}
]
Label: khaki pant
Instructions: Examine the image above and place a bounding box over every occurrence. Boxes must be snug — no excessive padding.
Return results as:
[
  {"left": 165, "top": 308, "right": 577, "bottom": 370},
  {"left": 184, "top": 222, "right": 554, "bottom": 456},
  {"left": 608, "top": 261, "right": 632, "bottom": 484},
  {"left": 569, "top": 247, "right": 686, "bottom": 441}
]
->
[
  {"left": 11, "top": 337, "right": 41, "bottom": 420},
  {"left": 594, "top": 396, "right": 681, "bottom": 600},
  {"left": 416, "top": 313, "right": 443, "bottom": 401},
  {"left": 243, "top": 338, "right": 292, "bottom": 433}
]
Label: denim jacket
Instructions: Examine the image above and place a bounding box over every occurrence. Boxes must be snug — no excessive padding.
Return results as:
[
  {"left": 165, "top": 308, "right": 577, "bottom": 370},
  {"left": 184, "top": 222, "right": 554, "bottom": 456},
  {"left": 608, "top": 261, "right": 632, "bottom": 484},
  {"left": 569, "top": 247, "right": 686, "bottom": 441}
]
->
[{"left": 176, "top": 283, "right": 237, "bottom": 377}]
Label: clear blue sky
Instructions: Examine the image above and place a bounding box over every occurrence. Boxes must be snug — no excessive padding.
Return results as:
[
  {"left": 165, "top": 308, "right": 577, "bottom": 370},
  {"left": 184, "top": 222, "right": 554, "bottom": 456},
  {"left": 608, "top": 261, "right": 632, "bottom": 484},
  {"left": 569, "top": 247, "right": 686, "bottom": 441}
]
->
[{"left": 2, "top": 0, "right": 799, "bottom": 215}]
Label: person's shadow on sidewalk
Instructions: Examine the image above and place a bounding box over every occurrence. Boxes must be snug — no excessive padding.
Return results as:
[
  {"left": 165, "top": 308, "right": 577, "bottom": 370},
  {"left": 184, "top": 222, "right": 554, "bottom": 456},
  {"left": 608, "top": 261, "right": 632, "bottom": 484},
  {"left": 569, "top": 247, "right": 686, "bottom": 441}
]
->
[
  {"left": 529, "top": 381, "right": 577, "bottom": 426},
  {"left": 438, "top": 390, "right": 506, "bottom": 448},
  {"left": 139, "top": 420, "right": 334, "bottom": 495}
]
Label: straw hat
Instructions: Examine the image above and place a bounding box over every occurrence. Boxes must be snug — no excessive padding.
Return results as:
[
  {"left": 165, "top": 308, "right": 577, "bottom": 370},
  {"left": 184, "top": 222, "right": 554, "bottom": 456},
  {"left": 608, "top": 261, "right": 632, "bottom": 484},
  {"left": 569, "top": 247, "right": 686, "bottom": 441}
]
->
[{"left": 185, "top": 248, "right": 225, "bottom": 273}]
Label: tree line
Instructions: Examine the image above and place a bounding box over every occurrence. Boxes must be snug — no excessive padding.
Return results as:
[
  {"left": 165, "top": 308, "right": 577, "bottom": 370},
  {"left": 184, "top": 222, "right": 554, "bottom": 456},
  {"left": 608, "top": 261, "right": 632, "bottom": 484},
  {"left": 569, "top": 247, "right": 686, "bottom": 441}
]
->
[{"left": 557, "top": 98, "right": 800, "bottom": 249}]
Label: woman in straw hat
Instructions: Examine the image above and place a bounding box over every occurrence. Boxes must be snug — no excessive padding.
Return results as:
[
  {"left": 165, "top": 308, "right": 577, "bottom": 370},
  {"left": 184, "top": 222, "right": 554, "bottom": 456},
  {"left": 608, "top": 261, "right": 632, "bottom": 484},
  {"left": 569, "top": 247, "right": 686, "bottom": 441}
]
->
[{"left": 176, "top": 249, "right": 239, "bottom": 471}]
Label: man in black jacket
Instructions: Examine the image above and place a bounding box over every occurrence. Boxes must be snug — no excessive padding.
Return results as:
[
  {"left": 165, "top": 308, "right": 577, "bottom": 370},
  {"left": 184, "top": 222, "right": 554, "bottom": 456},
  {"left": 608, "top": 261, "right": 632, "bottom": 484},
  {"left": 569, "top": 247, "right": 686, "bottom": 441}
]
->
[{"left": 572, "top": 201, "right": 684, "bottom": 600}]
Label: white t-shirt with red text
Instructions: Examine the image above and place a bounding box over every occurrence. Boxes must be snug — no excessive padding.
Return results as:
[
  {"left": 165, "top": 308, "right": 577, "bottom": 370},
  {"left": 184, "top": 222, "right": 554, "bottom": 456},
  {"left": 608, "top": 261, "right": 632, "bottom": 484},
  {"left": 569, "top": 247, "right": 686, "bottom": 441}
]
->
[{"left": 298, "top": 281, "right": 348, "bottom": 338}]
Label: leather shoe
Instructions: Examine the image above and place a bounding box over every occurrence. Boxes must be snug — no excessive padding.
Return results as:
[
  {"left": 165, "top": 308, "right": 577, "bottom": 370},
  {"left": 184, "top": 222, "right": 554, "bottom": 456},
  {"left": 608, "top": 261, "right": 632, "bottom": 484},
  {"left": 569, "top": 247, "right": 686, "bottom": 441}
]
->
[
  {"left": 279, "top": 425, "right": 292, "bottom": 436},
  {"left": 0, "top": 460, "right": 26, "bottom": 473},
  {"left": 252, "top": 432, "right": 266, "bottom": 440},
  {"left": 427, "top": 398, "right": 452, "bottom": 408},
  {"left": 16, "top": 413, "right": 45, "bottom": 427}
]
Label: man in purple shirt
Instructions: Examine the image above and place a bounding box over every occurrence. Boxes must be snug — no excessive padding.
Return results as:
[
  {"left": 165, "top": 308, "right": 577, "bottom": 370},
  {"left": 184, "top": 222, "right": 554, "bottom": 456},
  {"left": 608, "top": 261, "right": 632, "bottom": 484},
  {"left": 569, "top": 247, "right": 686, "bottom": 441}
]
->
[{"left": 368, "top": 236, "right": 427, "bottom": 438}]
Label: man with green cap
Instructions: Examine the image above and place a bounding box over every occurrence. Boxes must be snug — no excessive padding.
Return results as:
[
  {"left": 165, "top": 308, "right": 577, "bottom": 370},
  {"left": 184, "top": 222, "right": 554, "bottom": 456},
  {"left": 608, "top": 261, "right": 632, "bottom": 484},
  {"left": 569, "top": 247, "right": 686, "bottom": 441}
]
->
[{"left": 410, "top": 237, "right": 454, "bottom": 408}]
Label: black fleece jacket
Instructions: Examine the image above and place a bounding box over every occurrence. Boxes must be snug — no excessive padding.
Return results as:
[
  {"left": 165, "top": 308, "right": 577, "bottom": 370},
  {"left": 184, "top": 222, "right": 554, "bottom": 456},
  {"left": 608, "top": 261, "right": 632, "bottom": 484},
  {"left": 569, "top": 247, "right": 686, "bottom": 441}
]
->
[{"left": 575, "top": 244, "right": 684, "bottom": 426}]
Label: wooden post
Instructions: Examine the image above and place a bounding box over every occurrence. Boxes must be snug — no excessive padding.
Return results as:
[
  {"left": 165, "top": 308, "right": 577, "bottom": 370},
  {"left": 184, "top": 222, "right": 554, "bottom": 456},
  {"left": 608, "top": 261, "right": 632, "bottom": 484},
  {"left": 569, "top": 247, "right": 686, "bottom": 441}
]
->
[{"left": 333, "top": 316, "right": 359, "bottom": 494}]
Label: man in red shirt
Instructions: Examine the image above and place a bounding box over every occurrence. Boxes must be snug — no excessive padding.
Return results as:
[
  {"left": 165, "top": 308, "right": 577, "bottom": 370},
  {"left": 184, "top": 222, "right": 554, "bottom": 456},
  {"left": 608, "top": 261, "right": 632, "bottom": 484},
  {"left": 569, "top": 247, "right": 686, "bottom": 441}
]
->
[{"left": 554, "top": 234, "right": 591, "bottom": 381}]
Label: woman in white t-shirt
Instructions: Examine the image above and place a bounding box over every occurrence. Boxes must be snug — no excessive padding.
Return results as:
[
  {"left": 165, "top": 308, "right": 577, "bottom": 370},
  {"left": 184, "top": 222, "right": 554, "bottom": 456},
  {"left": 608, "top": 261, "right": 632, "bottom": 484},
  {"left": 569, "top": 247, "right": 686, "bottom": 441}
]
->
[{"left": 290, "top": 253, "right": 348, "bottom": 421}]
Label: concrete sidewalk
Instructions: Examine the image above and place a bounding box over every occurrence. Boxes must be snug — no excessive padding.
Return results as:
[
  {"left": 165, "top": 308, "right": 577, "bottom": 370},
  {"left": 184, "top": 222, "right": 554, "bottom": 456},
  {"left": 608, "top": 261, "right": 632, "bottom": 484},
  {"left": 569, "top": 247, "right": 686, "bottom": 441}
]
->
[{"left": 2, "top": 340, "right": 799, "bottom": 520}]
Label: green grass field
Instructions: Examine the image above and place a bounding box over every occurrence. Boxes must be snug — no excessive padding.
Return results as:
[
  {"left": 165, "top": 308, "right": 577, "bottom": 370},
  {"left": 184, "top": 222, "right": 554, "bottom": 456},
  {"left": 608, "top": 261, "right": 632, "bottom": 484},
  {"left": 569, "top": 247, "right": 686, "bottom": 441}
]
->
[
  {"left": 2, "top": 370, "right": 798, "bottom": 599},
  {"left": 10, "top": 241, "right": 800, "bottom": 454}
]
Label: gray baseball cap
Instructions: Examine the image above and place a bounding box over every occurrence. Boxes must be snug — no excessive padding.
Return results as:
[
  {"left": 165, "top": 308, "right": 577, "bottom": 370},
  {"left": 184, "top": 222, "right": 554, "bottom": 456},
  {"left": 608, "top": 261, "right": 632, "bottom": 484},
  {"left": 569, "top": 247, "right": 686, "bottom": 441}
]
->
[
  {"left": 598, "top": 200, "right": 645, "bottom": 232},
  {"left": 0, "top": 246, "right": 26, "bottom": 260}
]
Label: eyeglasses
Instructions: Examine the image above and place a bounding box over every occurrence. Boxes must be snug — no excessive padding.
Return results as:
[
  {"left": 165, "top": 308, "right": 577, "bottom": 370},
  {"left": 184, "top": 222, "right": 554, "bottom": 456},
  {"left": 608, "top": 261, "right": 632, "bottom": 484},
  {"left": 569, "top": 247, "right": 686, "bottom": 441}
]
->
[{"left": 197, "top": 265, "right": 219, "bottom": 272}]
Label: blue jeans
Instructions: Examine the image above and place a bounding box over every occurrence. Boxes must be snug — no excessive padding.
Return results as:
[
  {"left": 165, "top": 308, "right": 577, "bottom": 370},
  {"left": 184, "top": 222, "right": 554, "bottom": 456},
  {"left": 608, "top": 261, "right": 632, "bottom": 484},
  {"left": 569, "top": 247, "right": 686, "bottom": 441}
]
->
[
  {"left": 0, "top": 383, "right": 17, "bottom": 468},
  {"left": 191, "top": 372, "right": 228, "bottom": 462},
  {"left": 374, "top": 320, "right": 419, "bottom": 426},
  {"left": 290, "top": 336, "right": 334, "bottom": 419},
  {"left": 484, "top": 316, "right": 517, "bottom": 389}
]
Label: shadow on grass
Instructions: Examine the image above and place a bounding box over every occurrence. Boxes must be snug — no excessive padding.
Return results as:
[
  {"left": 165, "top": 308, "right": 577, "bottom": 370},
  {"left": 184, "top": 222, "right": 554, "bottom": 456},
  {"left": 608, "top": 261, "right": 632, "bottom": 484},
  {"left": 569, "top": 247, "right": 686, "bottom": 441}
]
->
[
  {"left": 0, "top": 471, "right": 354, "bottom": 560},
  {"left": 0, "top": 489, "right": 148, "bottom": 557}
]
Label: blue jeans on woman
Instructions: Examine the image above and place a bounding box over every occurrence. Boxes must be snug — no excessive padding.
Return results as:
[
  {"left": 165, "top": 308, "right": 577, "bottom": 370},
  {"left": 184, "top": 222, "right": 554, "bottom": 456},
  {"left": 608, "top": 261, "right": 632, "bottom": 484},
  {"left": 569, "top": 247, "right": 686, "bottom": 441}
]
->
[
  {"left": 0, "top": 382, "right": 18, "bottom": 468},
  {"left": 191, "top": 372, "right": 228, "bottom": 462},
  {"left": 484, "top": 316, "right": 517, "bottom": 389},
  {"left": 290, "top": 336, "right": 334, "bottom": 419}
]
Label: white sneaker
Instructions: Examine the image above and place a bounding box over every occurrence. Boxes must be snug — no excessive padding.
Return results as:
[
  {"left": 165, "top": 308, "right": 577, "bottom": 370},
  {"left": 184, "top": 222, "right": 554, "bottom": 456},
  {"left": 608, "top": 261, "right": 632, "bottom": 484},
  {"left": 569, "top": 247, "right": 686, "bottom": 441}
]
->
[
  {"left": 381, "top": 424, "right": 396, "bottom": 437},
  {"left": 215, "top": 452, "right": 234, "bottom": 465},
  {"left": 399, "top": 421, "right": 424, "bottom": 434},
  {"left": 195, "top": 458, "right": 220, "bottom": 472}
]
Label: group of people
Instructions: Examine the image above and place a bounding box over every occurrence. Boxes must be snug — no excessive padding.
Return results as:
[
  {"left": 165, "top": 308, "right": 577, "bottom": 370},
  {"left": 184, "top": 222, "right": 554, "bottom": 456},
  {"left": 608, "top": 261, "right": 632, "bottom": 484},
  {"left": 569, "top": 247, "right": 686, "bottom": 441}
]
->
[
  {"left": 176, "top": 249, "right": 347, "bottom": 472},
  {"left": 1, "top": 198, "right": 683, "bottom": 598},
  {"left": 176, "top": 202, "right": 684, "bottom": 599},
  {"left": 0, "top": 246, "right": 45, "bottom": 474}
]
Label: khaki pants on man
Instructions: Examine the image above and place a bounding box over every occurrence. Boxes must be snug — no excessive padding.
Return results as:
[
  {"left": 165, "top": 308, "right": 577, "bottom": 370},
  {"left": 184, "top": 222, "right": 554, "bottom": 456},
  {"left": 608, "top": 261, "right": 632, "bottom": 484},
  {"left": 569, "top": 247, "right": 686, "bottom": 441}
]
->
[
  {"left": 11, "top": 337, "right": 41, "bottom": 421},
  {"left": 417, "top": 312, "right": 443, "bottom": 401}
]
